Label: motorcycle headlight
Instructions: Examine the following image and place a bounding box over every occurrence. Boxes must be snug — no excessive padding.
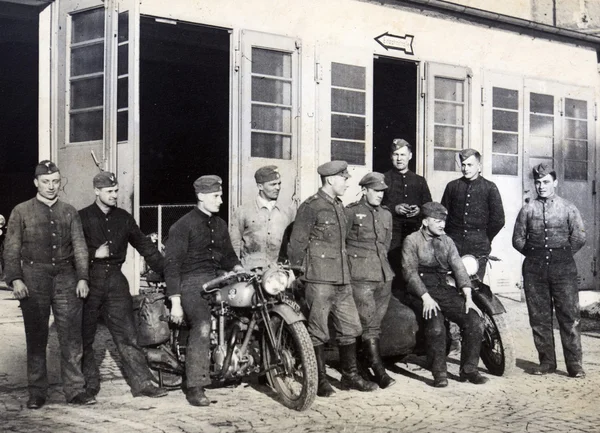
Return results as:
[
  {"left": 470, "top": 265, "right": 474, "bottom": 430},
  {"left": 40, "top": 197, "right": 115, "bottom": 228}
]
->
[
  {"left": 0, "top": 214, "right": 5, "bottom": 228},
  {"left": 461, "top": 255, "right": 479, "bottom": 277},
  {"left": 262, "top": 268, "right": 290, "bottom": 295}
]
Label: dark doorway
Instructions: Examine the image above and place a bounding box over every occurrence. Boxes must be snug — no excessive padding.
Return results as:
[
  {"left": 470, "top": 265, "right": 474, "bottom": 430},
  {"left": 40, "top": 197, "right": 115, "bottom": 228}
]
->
[
  {"left": 139, "top": 17, "right": 230, "bottom": 228},
  {"left": 372, "top": 57, "right": 418, "bottom": 173},
  {"left": 0, "top": 5, "right": 39, "bottom": 219}
]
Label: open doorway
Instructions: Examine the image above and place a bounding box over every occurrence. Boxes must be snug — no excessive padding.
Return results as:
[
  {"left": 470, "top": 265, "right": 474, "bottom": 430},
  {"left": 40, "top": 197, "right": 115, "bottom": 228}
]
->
[
  {"left": 372, "top": 57, "right": 418, "bottom": 173},
  {"left": 139, "top": 17, "right": 230, "bottom": 234}
]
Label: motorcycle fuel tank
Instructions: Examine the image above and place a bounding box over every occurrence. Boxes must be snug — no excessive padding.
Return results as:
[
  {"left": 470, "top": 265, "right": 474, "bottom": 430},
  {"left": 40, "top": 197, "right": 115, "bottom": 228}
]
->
[{"left": 220, "top": 281, "right": 256, "bottom": 307}]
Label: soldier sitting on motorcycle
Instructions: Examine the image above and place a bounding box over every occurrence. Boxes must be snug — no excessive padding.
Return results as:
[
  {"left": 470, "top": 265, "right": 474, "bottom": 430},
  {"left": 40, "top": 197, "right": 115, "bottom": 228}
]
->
[
  {"left": 401, "top": 202, "right": 488, "bottom": 388},
  {"left": 164, "top": 175, "right": 244, "bottom": 407}
]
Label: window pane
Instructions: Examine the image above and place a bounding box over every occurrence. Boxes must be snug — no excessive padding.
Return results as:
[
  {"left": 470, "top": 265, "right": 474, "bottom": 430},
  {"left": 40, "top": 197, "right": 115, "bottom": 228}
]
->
[
  {"left": 493, "top": 87, "right": 518, "bottom": 110},
  {"left": 331, "top": 115, "right": 365, "bottom": 140},
  {"left": 530, "top": 114, "right": 553, "bottom": 137},
  {"left": 493, "top": 110, "right": 518, "bottom": 132},
  {"left": 331, "top": 63, "right": 365, "bottom": 90},
  {"left": 435, "top": 102, "right": 463, "bottom": 125},
  {"left": 252, "top": 106, "right": 291, "bottom": 132},
  {"left": 434, "top": 125, "right": 463, "bottom": 149},
  {"left": 251, "top": 132, "right": 291, "bottom": 159},
  {"left": 565, "top": 119, "right": 588, "bottom": 140},
  {"left": 252, "top": 48, "right": 291, "bottom": 78},
  {"left": 331, "top": 140, "right": 365, "bottom": 165},
  {"left": 530, "top": 93, "right": 553, "bottom": 114},
  {"left": 529, "top": 136, "right": 553, "bottom": 158},
  {"left": 117, "top": 110, "right": 128, "bottom": 142},
  {"left": 435, "top": 78, "right": 464, "bottom": 102},
  {"left": 71, "top": 8, "right": 104, "bottom": 43},
  {"left": 492, "top": 155, "right": 518, "bottom": 176},
  {"left": 252, "top": 77, "right": 291, "bottom": 105},
  {"left": 492, "top": 132, "right": 518, "bottom": 154},
  {"left": 70, "top": 110, "right": 103, "bottom": 142},
  {"left": 71, "top": 77, "right": 103, "bottom": 109},
  {"left": 332, "top": 88, "right": 365, "bottom": 115},
  {"left": 118, "top": 12, "right": 129, "bottom": 43},
  {"left": 117, "top": 77, "right": 128, "bottom": 109},
  {"left": 434, "top": 149, "right": 459, "bottom": 171},
  {"left": 565, "top": 140, "right": 588, "bottom": 161},
  {"left": 565, "top": 160, "right": 587, "bottom": 181},
  {"left": 118, "top": 44, "right": 128, "bottom": 76},
  {"left": 71, "top": 44, "right": 104, "bottom": 76},
  {"left": 565, "top": 98, "right": 587, "bottom": 119}
]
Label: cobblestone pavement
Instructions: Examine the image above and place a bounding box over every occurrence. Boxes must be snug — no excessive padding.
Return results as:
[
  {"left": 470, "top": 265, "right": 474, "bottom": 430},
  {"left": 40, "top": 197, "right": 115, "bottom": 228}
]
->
[{"left": 1, "top": 290, "right": 600, "bottom": 433}]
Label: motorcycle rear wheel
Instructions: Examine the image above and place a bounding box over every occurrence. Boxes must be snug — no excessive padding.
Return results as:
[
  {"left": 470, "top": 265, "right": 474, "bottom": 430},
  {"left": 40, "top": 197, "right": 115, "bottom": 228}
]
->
[
  {"left": 263, "top": 317, "right": 317, "bottom": 411},
  {"left": 480, "top": 311, "right": 516, "bottom": 376},
  {"left": 149, "top": 368, "right": 183, "bottom": 389}
]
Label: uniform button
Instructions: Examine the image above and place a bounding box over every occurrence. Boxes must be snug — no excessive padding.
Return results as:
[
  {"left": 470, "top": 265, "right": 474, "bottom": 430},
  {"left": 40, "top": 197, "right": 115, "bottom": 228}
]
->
[
  {"left": 544, "top": 244, "right": 548, "bottom": 247},
  {"left": 211, "top": 240, "right": 214, "bottom": 243},
  {"left": 546, "top": 256, "right": 549, "bottom": 259},
  {"left": 466, "top": 203, "right": 469, "bottom": 206},
  {"left": 321, "top": 254, "right": 325, "bottom": 258},
  {"left": 419, "top": 273, "right": 423, "bottom": 277},
  {"left": 545, "top": 237, "right": 548, "bottom": 240},
  {"left": 51, "top": 221, "right": 54, "bottom": 224},
  {"left": 108, "top": 229, "right": 111, "bottom": 232},
  {"left": 52, "top": 233, "right": 56, "bottom": 236},
  {"left": 544, "top": 229, "right": 547, "bottom": 232},
  {"left": 464, "top": 230, "right": 467, "bottom": 233},
  {"left": 464, "top": 212, "right": 468, "bottom": 215},
  {"left": 549, "top": 249, "right": 553, "bottom": 252},
  {"left": 467, "top": 194, "right": 470, "bottom": 197},
  {"left": 52, "top": 245, "right": 57, "bottom": 249}
]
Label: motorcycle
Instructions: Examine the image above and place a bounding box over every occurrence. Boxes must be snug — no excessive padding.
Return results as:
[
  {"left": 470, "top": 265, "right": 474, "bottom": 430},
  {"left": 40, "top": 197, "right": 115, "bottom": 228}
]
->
[{"left": 138, "top": 265, "right": 318, "bottom": 411}]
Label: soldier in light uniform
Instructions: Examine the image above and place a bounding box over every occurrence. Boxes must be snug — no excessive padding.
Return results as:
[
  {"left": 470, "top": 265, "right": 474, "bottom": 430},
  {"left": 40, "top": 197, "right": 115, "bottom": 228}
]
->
[{"left": 289, "top": 161, "right": 377, "bottom": 397}]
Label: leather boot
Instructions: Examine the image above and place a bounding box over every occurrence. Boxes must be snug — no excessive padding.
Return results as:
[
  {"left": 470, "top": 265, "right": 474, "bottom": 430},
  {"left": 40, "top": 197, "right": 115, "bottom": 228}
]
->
[
  {"left": 339, "top": 342, "right": 378, "bottom": 392},
  {"left": 314, "top": 344, "right": 335, "bottom": 397},
  {"left": 363, "top": 338, "right": 395, "bottom": 389},
  {"left": 355, "top": 338, "right": 374, "bottom": 381}
]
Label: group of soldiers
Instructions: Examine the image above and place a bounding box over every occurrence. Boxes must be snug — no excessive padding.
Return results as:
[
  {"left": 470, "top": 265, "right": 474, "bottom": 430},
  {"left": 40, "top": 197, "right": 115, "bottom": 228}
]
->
[{"left": 3, "top": 137, "right": 587, "bottom": 410}]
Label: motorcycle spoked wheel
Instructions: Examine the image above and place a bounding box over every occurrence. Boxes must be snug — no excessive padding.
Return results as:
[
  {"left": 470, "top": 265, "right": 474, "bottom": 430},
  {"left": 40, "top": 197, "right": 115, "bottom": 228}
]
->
[
  {"left": 479, "top": 311, "right": 516, "bottom": 376},
  {"left": 262, "top": 316, "right": 318, "bottom": 411}
]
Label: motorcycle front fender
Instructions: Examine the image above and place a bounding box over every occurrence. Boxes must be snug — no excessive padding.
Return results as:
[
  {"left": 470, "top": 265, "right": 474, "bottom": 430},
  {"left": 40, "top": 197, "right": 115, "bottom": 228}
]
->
[
  {"left": 269, "top": 303, "right": 306, "bottom": 325},
  {"left": 472, "top": 282, "right": 506, "bottom": 315}
]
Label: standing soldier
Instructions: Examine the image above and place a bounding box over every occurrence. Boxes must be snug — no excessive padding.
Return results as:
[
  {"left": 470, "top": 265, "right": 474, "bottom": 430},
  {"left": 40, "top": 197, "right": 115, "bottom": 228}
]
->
[
  {"left": 289, "top": 161, "right": 377, "bottom": 397},
  {"left": 3, "top": 160, "right": 93, "bottom": 409},
  {"left": 441, "top": 149, "right": 505, "bottom": 279},
  {"left": 513, "top": 164, "right": 586, "bottom": 378},
  {"left": 345, "top": 172, "right": 396, "bottom": 389},
  {"left": 230, "top": 165, "right": 296, "bottom": 269},
  {"left": 79, "top": 172, "right": 168, "bottom": 399}
]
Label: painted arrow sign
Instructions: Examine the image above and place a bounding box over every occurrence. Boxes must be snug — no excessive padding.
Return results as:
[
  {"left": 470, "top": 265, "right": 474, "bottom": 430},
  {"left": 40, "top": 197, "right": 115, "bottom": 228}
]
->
[{"left": 374, "top": 32, "right": 414, "bottom": 55}]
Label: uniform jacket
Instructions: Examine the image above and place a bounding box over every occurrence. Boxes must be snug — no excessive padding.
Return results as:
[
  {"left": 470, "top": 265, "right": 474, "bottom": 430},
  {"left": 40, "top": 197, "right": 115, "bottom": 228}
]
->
[
  {"left": 441, "top": 176, "right": 505, "bottom": 256},
  {"left": 230, "top": 196, "right": 296, "bottom": 269},
  {"left": 288, "top": 188, "right": 350, "bottom": 284},
  {"left": 344, "top": 197, "right": 394, "bottom": 282}
]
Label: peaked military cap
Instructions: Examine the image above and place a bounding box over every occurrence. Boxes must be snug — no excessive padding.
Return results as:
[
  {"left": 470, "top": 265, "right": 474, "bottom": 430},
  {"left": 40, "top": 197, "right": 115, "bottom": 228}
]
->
[
  {"left": 254, "top": 165, "right": 281, "bottom": 184},
  {"left": 93, "top": 171, "right": 118, "bottom": 188},
  {"left": 532, "top": 163, "right": 554, "bottom": 180},
  {"left": 194, "top": 175, "right": 223, "bottom": 194},
  {"left": 458, "top": 148, "right": 481, "bottom": 162},
  {"left": 421, "top": 202, "right": 448, "bottom": 220},
  {"left": 34, "top": 160, "right": 59, "bottom": 177},
  {"left": 317, "top": 160, "right": 350, "bottom": 178},
  {"left": 359, "top": 172, "right": 388, "bottom": 191}
]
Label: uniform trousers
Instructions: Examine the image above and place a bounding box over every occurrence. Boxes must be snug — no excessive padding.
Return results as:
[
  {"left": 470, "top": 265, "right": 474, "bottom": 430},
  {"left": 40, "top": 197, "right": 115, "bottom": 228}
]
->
[{"left": 352, "top": 281, "right": 392, "bottom": 339}]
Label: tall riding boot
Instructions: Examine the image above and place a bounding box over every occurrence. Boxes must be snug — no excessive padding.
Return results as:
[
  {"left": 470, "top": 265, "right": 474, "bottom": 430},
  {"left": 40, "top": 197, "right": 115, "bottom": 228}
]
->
[
  {"left": 313, "top": 345, "right": 335, "bottom": 397},
  {"left": 339, "top": 342, "right": 378, "bottom": 392},
  {"left": 355, "top": 338, "right": 373, "bottom": 381},
  {"left": 363, "top": 337, "right": 395, "bottom": 389}
]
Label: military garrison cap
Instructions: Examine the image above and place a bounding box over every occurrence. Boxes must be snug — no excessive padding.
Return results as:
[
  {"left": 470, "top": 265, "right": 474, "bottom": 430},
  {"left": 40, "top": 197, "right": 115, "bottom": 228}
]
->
[
  {"left": 93, "top": 171, "right": 118, "bottom": 188},
  {"left": 254, "top": 165, "right": 281, "bottom": 184},
  {"left": 532, "top": 163, "right": 555, "bottom": 180},
  {"left": 391, "top": 138, "right": 412, "bottom": 152},
  {"left": 194, "top": 175, "right": 223, "bottom": 194},
  {"left": 34, "top": 160, "right": 59, "bottom": 177},
  {"left": 458, "top": 148, "right": 481, "bottom": 162},
  {"left": 359, "top": 172, "right": 388, "bottom": 191},
  {"left": 317, "top": 160, "right": 350, "bottom": 178},
  {"left": 421, "top": 202, "right": 448, "bottom": 220}
]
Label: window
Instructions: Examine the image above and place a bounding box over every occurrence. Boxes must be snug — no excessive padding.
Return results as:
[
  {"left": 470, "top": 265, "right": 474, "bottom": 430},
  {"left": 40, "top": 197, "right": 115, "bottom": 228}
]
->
[
  {"left": 564, "top": 98, "right": 588, "bottom": 181},
  {"left": 68, "top": 8, "right": 105, "bottom": 143},
  {"left": 527, "top": 92, "right": 555, "bottom": 176},
  {"left": 491, "top": 87, "right": 519, "bottom": 175},
  {"left": 330, "top": 62, "right": 366, "bottom": 165},
  {"left": 117, "top": 11, "right": 129, "bottom": 143},
  {"left": 250, "top": 48, "right": 293, "bottom": 159}
]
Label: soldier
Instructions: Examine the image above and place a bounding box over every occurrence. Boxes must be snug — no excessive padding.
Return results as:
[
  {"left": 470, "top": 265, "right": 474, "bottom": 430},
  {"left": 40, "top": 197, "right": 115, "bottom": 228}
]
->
[
  {"left": 402, "top": 202, "right": 488, "bottom": 388},
  {"left": 230, "top": 165, "right": 296, "bottom": 269},
  {"left": 79, "top": 172, "right": 168, "bottom": 399},
  {"left": 441, "top": 149, "right": 505, "bottom": 279},
  {"left": 289, "top": 161, "right": 377, "bottom": 397},
  {"left": 165, "top": 175, "right": 244, "bottom": 406},
  {"left": 513, "top": 164, "right": 586, "bottom": 378},
  {"left": 3, "top": 160, "right": 93, "bottom": 408},
  {"left": 345, "top": 172, "right": 397, "bottom": 389}
]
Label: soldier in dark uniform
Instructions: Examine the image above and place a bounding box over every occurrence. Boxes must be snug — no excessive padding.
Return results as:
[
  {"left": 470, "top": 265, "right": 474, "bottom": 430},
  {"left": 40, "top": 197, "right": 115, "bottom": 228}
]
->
[
  {"left": 79, "top": 171, "right": 168, "bottom": 399},
  {"left": 382, "top": 139, "right": 432, "bottom": 298},
  {"left": 513, "top": 163, "right": 586, "bottom": 378},
  {"left": 289, "top": 161, "right": 377, "bottom": 397},
  {"left": 345, "top": 172, "right": 397, "bottom": 389},
  {"left": 441, "top": 149, "right": 505, "bottom": 279},
  {"left": 402, "top": 202, "right": 488, "bottom": 388},
  {"left": 165, "top": 175, "right": 244, "bottom": 406}
]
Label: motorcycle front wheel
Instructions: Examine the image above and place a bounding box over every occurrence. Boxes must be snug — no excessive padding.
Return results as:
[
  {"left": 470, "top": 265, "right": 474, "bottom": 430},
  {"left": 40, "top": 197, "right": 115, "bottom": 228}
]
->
[
  {"left": 263, "top": 317, "right": 317, "bottom": 411},
  {"left": 479, "top": 311, "right": 516, "bottom": 376}
]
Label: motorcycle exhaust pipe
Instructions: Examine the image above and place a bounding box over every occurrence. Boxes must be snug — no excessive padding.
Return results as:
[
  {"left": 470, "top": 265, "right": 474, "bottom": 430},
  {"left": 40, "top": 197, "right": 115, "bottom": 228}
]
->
[{"left": 145, "top": 347, "right": 184, "bottom": 374}]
